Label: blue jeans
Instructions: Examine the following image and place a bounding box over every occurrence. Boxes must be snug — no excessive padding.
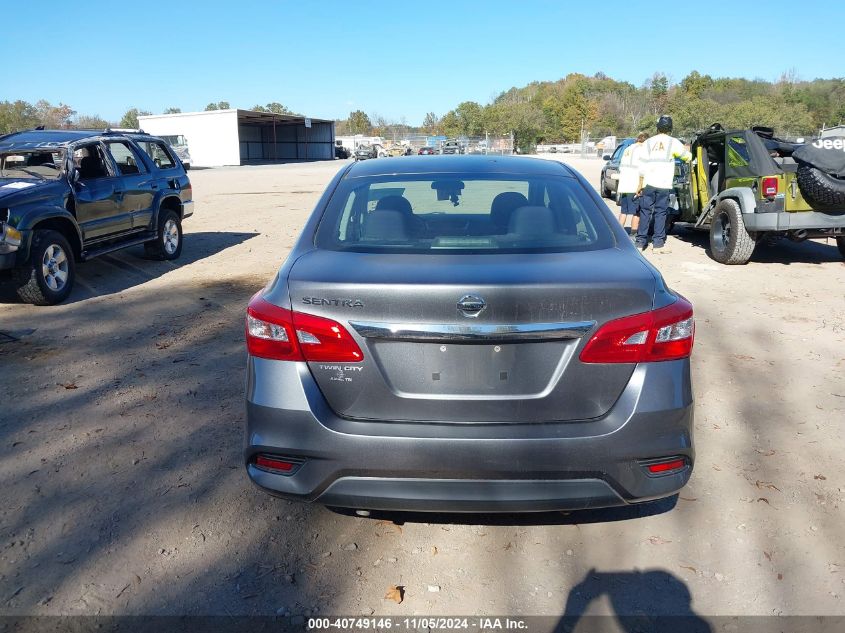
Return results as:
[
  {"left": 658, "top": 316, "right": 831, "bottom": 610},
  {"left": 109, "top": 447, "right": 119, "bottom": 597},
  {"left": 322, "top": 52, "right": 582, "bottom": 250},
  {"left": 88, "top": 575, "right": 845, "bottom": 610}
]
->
[{"left": 637, "top": 187, "right": 670, "bottom": 246}]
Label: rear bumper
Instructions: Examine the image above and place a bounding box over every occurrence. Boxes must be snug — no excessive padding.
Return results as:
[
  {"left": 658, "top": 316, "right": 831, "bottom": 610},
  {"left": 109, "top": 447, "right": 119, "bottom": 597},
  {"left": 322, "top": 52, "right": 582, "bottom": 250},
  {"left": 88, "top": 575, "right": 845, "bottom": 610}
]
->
[
  {"left": 245, "top": 359, "right": 694, "bottom": 513},
  {"left": 182, "top": 200, "right": 194, "bottom": 219},
  {"left": 743, "top": 209, "right": 845, "bottom": 231}
]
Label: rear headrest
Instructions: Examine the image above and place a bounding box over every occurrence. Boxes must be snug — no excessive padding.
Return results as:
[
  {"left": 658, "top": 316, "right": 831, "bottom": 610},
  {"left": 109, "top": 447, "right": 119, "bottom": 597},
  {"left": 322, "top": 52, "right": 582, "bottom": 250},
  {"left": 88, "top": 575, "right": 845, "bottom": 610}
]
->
[
  {"left": 508, "top": 206, "right": 557, "bottom": 235},
  {"left": 362, "top": 210, "right": 410, "bottom": 241},
  {"left": 375, "top": 195, "right": 412, "bottom": 215},
  {"left": 491, "top": 192, "right": 528, "bottom": 230}
]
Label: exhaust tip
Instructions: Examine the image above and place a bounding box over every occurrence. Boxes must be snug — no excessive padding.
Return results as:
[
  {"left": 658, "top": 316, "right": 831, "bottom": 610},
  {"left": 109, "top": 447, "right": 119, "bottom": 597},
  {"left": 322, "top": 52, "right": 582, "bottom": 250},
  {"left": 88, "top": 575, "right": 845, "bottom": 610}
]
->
[{"left": 355, "top": 510, "right": 371, "bottom": 517}]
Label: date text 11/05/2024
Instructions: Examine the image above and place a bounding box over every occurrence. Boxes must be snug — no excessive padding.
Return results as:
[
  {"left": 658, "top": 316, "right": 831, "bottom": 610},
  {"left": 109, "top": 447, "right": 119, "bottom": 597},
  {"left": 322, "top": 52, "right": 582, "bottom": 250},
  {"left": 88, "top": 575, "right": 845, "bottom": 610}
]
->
[{"left": 307, "top": 617, "right": 529, "bottom": 630}]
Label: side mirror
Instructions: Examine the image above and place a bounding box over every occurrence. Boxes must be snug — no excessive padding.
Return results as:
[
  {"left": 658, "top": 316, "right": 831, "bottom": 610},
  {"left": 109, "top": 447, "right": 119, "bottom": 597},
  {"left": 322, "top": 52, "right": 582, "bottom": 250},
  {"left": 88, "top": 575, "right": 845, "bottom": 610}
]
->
[{"left": 602, "top": 154, "right": 611, "bottom": 161}]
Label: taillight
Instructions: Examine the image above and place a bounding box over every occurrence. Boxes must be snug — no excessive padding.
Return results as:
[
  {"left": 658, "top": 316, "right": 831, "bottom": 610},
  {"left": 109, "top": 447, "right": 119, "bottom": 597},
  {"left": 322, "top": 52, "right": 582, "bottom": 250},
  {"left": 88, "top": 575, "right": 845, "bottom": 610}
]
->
[
  {"left": 579, "top": 297, "right": 694, "bottom": 363},
  {"left": 245, "top": 295, "right": 363, "bottom": 362},
  {"left": 762, "top": 176, "right": 778, "bottom": 198}
]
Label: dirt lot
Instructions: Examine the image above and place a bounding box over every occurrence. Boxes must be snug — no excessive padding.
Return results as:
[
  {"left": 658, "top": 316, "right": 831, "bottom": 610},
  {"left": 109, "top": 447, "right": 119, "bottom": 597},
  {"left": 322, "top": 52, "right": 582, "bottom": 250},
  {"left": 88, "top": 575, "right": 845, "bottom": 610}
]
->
[{"left": 1, "top": 157, "right": 844, "bottom": 621}]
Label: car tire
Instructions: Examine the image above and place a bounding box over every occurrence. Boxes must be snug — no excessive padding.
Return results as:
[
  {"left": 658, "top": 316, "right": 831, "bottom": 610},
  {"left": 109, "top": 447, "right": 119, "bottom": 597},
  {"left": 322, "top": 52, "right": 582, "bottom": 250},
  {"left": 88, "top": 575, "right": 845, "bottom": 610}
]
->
[
  {"left": 600, "top": 177, "right": 611, "bottom": 198},
  {"left": 144, "top": 209, "right": 183, "bottom": 260},
  {"left": 796, "top": 163, "right": 845, "bottom": 209},
  {"left": 13, "top": 229, "right": 76, "bottom": 305},
  {"left": 837, "top": 236, "right": 845, "bottom": 259},
  {"left": 709, "top": 198, "right": 755, "bottom": 265}
]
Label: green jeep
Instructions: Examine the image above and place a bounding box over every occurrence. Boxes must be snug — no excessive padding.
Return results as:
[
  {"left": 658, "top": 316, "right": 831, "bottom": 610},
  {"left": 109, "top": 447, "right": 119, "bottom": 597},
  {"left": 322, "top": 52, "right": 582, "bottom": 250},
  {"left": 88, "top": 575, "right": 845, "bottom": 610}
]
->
[{"left": 673, "top": 124, "right": 845, "bottom": 264}]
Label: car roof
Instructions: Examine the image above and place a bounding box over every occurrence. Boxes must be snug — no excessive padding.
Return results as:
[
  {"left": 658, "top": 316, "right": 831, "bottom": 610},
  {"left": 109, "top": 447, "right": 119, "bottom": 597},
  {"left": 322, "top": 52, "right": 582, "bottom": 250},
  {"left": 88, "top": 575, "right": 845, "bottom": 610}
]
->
[
  {"left": 346, "top": 155, "right": 575, "bottom": 178},
  {"left": 0, "top": 129, "right": 105, "bottom": 147},
  {"left": 0, "top": 129, "right": 164, "bottom": 150}
]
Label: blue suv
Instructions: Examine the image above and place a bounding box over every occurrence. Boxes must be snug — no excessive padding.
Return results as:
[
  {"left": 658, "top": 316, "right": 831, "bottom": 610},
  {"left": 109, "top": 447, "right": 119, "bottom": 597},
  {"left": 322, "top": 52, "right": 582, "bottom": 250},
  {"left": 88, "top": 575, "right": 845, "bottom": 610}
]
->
[{"left": 0, "top": 128, "right": 194, "bottom": 304}]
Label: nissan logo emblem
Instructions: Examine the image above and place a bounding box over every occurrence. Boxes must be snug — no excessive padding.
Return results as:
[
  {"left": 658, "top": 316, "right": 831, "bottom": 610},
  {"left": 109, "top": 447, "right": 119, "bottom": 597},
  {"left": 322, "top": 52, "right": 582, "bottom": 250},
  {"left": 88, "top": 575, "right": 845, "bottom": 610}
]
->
[{"left": 457, "top": 294, "right": 486, "bottom": 317}]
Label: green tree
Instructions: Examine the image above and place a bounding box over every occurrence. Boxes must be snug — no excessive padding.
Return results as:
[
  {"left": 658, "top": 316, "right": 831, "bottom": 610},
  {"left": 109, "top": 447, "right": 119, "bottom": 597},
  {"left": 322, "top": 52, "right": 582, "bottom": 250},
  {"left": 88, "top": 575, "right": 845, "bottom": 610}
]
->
[
  {"left": 0, "top": 100, "right": 40, "bottom": 134},
  {"left": 266, "top": 102, "right": 293, "bottom": 114},
  {"left": 34, "top": 100, "right": 75, "bottom": 128},
  {"left": 347, "top": 110, "right": 372, "bottom": 135},
  {"left": 163, "top": 107, "right": 182, "bottom": 114},
  {"left": 454, "top": 101, "right": 484, "bottom": 136},
  {"left": 422, "top": 112, "right": 439, "bottom": 134},
  {"left": 74, "top": 114, "right": 111, "bottom": 129},
  {"left": 205, "top": 101, "right": 230, "bottom": 111},
  {"left": 119, "top": 107, "right": 152, "bottom": 128}
]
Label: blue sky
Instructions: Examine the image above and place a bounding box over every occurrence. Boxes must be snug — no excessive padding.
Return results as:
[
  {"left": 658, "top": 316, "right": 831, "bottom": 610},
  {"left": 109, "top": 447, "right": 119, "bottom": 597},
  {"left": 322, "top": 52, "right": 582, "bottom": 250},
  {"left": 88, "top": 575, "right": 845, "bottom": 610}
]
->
[{"left": 2, "top": 0, "right": 839, "bottom": 125}]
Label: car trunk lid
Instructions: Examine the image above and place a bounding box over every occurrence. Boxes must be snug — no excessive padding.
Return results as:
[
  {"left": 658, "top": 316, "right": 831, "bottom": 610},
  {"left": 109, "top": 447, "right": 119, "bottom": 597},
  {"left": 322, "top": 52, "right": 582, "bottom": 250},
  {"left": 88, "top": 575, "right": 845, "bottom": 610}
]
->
[{"left": 287, "top": 248, "right": 655, "bottom": 423}]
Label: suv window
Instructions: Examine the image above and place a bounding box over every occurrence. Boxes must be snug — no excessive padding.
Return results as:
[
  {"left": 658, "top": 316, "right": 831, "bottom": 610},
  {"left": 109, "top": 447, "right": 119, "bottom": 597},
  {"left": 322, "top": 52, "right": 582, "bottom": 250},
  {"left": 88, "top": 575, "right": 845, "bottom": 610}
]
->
[
  {"left": 137, "top": 141, "right": 176, "bottom": 169},
  {"left": 316, "top": 174, "right": 614, "bottom": 254},
  {"left": 73, "top": 143, "right": 111, "bottom": 180},
  {"left": 106, "top": 141, "right": 147, "bottom": 175},
  {"left": 727, "top": 136, "right": 751, "bottom": 168}
]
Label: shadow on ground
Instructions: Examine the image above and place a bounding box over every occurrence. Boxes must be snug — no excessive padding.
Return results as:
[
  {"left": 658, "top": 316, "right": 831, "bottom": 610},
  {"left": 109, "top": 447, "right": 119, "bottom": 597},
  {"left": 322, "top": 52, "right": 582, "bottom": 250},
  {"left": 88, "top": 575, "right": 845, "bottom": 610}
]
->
[
  {"left": 671, "top": 225, "right": 843, "bottom": 264},
  {"left": 556, "top": 568, "right": 711, "bottom": 632},
  {"left": 0, "top": 231, "right": 257, "bottom": 305},
  {"left": 329, "top": 495, "right": 678, "bottom": 527}
]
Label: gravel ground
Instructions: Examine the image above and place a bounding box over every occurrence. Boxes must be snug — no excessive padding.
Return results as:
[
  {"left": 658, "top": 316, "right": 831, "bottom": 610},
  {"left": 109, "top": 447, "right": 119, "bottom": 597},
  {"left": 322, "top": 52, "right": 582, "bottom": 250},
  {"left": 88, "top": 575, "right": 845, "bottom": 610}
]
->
[{"left": 1, "top": 156, "right": 843, "bottom": 621}]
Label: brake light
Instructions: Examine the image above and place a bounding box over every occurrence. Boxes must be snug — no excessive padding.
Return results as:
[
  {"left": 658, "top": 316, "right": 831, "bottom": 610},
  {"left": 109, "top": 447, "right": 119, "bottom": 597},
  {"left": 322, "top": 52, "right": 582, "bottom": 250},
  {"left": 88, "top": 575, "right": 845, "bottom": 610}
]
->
[
  {"left": 579, "top": 297, "right": 694, "bottom": 363},
  {"left": 762, "top": 177, "right": 778, "bottom": 198},
  {"left": 245, "top": 295, "right": 363, "bottom": 362}
]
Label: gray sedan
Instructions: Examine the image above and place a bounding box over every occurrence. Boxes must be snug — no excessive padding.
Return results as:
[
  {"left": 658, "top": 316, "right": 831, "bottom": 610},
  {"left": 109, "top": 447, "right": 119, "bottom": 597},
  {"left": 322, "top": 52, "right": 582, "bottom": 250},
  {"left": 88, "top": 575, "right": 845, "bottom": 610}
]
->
[{"left": 244, "top": 156, "right": 695, "bottom": 513}]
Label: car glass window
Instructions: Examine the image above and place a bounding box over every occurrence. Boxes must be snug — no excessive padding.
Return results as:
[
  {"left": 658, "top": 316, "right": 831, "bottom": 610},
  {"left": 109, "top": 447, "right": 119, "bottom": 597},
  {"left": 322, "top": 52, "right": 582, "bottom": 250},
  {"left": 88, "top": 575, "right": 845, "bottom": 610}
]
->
[
  {"left": 0, "top": 150, "right": 64, "bottom": 180},
  {"left": 107, "top": 141, "right": 147, "bottom": 175},
  {"left": 138, "top": 141, "right": 176, "bottom": 169},
  {"left": 611, "top": 144, "right": 626, "bottom": 161},
  {"left": 727, "top": 136, "right": 751, "bottom": 168},
  {"left": 73, "top": 143, "right": 111, "bottom": 180},
  {"left": 316, "top": 174, "right": 614, "bottom": 254}
]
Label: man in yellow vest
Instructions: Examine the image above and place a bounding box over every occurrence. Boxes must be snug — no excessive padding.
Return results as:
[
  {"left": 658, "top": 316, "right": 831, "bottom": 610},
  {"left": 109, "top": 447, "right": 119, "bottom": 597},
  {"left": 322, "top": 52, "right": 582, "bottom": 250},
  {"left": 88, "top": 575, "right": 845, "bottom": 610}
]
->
[
  {"left": 636, "top": 116, "right": 691, "bottom": 253},
  {"left": 616, "top": 133, "right": 648, "bottom": 235}
]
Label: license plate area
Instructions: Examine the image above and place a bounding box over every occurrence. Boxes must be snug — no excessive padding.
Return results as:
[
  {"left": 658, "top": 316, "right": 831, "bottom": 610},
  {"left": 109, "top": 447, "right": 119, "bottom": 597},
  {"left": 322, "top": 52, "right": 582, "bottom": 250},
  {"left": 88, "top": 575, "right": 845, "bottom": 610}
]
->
[{"left": 369, "top": 340, "right": 574, "bottom": 398}]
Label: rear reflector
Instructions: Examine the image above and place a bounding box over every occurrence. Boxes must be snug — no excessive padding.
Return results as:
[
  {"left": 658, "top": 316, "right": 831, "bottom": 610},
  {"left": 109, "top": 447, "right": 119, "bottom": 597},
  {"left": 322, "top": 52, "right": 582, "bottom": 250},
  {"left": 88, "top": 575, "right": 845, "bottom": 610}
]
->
[
  {"left": 254, "top": 454, "right": 301, "bottom": 475},
  {"left": 579, "top": 297, "right": 694, "bottom": 363},
  {"left": 644, "top": 458, "right": 687, "bottom": 474},
  {"left": 246, "top": 295, "right": 363, "bottom": 362}
]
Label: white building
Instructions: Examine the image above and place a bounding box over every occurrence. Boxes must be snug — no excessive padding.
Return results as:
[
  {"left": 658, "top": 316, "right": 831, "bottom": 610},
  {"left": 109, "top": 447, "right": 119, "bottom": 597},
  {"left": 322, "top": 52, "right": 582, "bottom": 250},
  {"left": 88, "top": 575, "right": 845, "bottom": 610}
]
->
[{"left": 138, "top": 109, "right": 335, "bottom": 167}]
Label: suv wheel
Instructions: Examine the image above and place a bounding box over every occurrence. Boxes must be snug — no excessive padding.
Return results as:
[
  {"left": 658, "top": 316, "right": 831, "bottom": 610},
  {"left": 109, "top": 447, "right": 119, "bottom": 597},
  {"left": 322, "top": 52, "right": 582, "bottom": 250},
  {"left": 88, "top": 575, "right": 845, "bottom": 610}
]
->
[
  {"left": 144, "top": 210, "right": 183, "bottom": 260},
  {"left": 13, "top": 229, "right": 76, "bottom": 305},
  {"left": 709, "top": 199, "right": 756, "bottom": 265}
]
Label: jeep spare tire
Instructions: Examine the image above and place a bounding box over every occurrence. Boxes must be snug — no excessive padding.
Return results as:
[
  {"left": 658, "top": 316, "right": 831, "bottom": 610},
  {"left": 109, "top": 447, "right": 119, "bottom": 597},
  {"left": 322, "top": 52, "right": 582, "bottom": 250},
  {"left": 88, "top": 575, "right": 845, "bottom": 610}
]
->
[
  {"left": 793, "top": 138, "right": 845, "bottom": 209},
  {"left": 796, "top": 163, "right": 845, "bottom": 209}
]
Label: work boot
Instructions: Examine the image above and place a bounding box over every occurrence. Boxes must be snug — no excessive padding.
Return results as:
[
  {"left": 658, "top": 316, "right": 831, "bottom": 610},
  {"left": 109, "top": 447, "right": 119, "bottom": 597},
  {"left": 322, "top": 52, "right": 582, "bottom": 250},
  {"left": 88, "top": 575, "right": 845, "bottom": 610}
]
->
[{"left": 652, "top": 243, "right": 672, "bottom": 254}]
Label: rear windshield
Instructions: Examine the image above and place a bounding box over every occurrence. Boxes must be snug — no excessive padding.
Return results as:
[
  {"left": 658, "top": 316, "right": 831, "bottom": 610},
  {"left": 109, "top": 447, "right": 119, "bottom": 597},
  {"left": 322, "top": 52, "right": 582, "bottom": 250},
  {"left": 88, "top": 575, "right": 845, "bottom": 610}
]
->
[{"left": 315, "top": 173, "right": 615, "bottom": 254}]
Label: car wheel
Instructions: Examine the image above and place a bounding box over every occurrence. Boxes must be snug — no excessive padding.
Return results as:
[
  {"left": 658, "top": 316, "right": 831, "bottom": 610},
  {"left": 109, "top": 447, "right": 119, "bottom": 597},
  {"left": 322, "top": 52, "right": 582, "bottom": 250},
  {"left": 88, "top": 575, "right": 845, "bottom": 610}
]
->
[
  {"left": 600, "top": 177, "right": 611, "bottom": 198},
  {"left": 13, "top": 229, "right": 76, "bottom": 305},
  {"left": 709, "top": 199, "right": 755, "bottom": 265},
  {"left": 144, "top": 209, "right": 183, "bottom": 260},
  {"left": 837, "top": 236, "right": 845, "bottom": 259}
]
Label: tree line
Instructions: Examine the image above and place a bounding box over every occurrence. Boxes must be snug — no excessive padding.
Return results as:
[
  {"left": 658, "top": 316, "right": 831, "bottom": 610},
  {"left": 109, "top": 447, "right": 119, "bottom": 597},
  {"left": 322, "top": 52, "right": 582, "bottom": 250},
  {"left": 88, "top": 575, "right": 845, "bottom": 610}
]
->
[
  {"left": 0, "top": 100, "right": 300, "bottom": 134},
  {"left": 337, "top": 70, "right": 845, "bottom": 150}
]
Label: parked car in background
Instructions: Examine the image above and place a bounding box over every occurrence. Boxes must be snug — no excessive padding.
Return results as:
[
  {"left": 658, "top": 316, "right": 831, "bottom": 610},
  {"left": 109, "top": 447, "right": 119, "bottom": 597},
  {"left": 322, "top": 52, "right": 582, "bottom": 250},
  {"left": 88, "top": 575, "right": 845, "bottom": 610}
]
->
[
  {"left": 600, "top": 137, "right": 635, "bottom": 199},
  {"left": 0, "top": 129, "right": 193, "bottom": 304},
  {"left": 441, "top": 139, "right": 464, "bottom": 155},
  {"left": 418, "top": 146, "right": 437, "bottom": 155},
  {"left": 244, "top": 155, "right": 695, "bottom": 513},
  {"left": 159, "top": 134, "right": 191, "bottom": 170},
  {"left": 673, "top": 123, "right": 845, "bottom": 264},
  {"left": 335, "top": 141, "right": 351, "bottom": 159},
  {"left": 354, "top": 145, "right": 377, "bottom": 161}
]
